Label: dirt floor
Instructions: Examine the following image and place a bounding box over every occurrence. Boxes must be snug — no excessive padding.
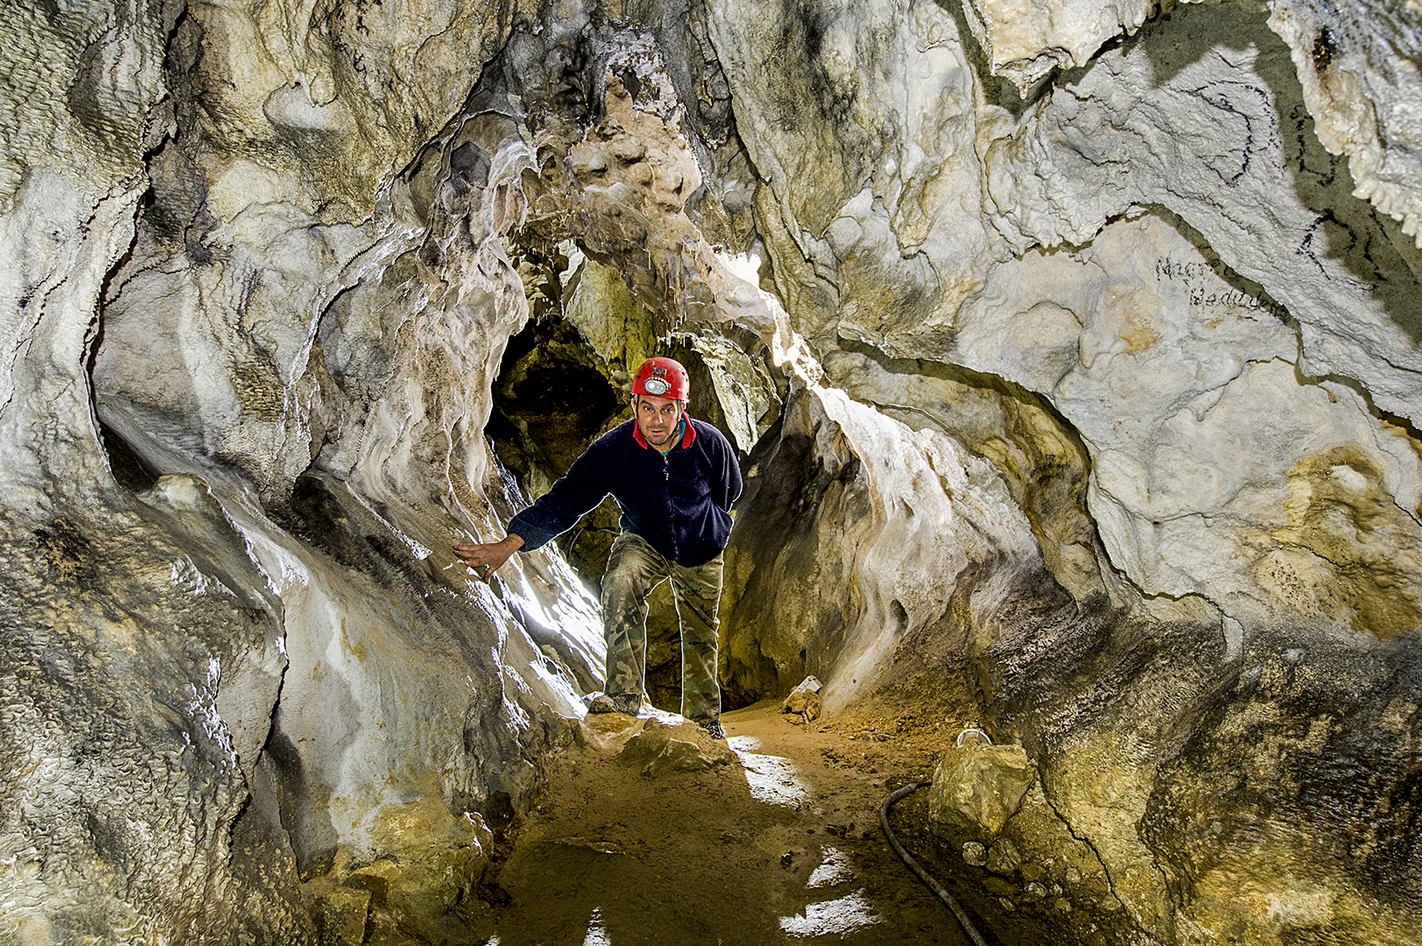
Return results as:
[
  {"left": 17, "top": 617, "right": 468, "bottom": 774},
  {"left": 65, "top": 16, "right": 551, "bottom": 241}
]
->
[{"left": 479, "top": 698, "right": 996, "bottom": 946}]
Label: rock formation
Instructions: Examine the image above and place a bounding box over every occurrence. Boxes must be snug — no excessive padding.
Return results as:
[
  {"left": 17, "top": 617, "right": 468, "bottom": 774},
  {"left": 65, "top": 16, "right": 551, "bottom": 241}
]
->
[{"left": 1, "top": 0, "right": 1419, "bottom": 944}]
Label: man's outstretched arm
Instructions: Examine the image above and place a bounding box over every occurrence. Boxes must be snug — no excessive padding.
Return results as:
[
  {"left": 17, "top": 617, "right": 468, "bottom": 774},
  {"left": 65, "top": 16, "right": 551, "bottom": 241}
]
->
[{"left": 453, "top": 533, "right": 525, "bottom": 583}]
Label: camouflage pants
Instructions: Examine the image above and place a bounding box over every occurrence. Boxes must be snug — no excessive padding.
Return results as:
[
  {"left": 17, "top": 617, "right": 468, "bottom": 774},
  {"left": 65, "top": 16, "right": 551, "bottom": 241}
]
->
[{"left": 601, "top": 532, "right": 724, "bottom": 722}]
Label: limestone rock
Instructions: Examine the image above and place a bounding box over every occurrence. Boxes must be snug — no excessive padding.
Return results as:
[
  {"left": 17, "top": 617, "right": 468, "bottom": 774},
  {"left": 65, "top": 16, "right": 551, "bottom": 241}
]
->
[
  {"left": 1267, "top": 0, "right": 1422, "bottom": 247},
  {"left": 318, "top": 886, "right": 370, "bottom": 946},
  {"left": 4, "top": 0, "right": 1422, "bottom": 944},
  {"left": 0, "top": 0, "right": 171, "bottom": 207},
  {"left": 360, "top": 849, "right": 484, "bottom": 930},
  {"left": 617, "top": 718, "right": 737, "bottom": 775},
  {"left": 986, "top": 837, "right": 1023, "bottom": 877},
  {"left": 961, "top": 0, "right": 1155, "bottom": 92},
  {"left": 781, "top": 676, "right": 823, "bottom": 721},
  {"left": 927, "top": 743, "right": 1038, "bottom": 844},
  {"left": 714, "top": 0, "right": 1422, "bottom": 643}
]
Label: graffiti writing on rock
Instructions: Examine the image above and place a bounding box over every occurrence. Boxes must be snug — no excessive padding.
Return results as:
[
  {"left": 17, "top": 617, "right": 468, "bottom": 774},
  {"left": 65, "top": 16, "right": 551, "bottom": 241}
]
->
[{"left": 1154, "top": 256, "right": 1287, "bottom": 320}]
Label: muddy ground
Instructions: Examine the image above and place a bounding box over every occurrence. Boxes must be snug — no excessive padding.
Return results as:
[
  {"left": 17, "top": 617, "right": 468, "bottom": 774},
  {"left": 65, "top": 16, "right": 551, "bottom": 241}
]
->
[{"left": 475, "top": 697, "right": 1004, "bottom": 946}]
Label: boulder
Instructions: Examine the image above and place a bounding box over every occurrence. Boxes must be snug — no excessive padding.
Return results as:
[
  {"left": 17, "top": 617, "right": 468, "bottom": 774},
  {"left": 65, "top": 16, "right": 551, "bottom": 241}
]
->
[{"left": 927, "top": 742, "right": 1037, "bottom": 844}]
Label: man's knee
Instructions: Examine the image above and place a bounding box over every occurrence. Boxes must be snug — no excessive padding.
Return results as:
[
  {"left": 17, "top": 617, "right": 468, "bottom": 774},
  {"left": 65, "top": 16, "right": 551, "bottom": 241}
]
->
[{"left": 602, "top": 535, "right": 666, "bottom": 605}]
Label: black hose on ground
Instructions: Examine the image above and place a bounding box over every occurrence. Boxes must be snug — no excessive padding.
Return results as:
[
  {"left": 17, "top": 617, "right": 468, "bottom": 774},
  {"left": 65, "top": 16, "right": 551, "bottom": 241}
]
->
[{"left": 879, "top": 782, "right": 991, "bottom": 946}]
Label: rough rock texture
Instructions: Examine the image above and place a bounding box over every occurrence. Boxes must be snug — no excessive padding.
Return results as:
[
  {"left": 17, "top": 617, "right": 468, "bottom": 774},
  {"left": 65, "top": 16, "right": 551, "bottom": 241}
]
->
[
  {"left": 2, "top": 0, "right": 1422, "bottom": 944},
  {"left": 927, "top": 742, "right": 1037, "bottom": 843},
  {"left": 3, "top": 2, "right": 596, "bottom": 942},
  {"left": 722, "top": 382, "right": 1040, "bottom": 710},
  {"left": 1268, "top": 0, "right": 1422, "bottom": 246},
  {"left": 962, "top": 0, "right": 1158, "bottom": 92}
]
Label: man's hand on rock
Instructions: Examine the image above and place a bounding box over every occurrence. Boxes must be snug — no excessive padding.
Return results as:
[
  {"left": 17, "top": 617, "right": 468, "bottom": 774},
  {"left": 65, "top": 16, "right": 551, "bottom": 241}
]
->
[{"left": 453, "top": 534, "right": 525, "bottom": 583}]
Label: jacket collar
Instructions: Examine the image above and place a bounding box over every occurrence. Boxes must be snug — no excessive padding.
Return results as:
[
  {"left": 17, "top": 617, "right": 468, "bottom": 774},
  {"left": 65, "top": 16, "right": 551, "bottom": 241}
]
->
[{"left": 633, "top": 414, "right": 696, "bottom": 451}]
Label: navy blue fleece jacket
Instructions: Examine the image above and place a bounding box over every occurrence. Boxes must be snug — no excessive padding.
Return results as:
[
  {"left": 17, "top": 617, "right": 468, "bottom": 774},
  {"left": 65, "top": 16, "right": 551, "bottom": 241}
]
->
[{"left": 507, "top": 416, "right": 742, "bottom": 567}]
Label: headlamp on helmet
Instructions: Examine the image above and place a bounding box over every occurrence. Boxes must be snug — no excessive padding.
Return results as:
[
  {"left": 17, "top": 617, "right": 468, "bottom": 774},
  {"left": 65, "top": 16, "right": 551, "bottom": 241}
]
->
[{"left": 631, "top": 357, "right": 689, "bottom": 401}]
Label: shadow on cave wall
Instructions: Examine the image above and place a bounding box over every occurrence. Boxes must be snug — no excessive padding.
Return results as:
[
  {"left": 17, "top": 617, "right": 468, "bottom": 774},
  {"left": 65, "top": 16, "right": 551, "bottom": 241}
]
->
[{"left": 1141, "top": 0, "right": 1422, "bottom": 343}]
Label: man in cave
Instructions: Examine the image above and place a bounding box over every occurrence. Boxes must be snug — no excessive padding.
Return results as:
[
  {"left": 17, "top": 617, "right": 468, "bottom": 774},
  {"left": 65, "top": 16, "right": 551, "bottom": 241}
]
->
[{"left": 453, "top": 356, "right": 743, "bottom": 740}]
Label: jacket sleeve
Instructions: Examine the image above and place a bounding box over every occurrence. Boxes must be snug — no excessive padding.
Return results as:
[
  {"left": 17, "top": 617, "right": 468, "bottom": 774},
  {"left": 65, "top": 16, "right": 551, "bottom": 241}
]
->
[
  {"left": 506, "top": 439, "right": 614, "bottom": 552},
  {"left": 714, "top": 430, "right": 743, "bottom": 511}
]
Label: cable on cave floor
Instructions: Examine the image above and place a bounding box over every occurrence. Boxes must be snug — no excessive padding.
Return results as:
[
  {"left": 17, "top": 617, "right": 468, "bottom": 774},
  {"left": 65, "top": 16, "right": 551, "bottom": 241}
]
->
[{"left": 879, "top": 782, "right": 991, "bottom": 946}]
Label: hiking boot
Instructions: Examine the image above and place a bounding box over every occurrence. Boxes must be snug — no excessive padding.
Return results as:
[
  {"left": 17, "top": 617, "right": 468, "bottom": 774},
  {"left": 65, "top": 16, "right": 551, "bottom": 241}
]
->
[
  {"left": 588, "top": 692, "right": 641, "bottom": 716},
  {"left": 698, "top": 717, "right": 726, "bottom": 741}
]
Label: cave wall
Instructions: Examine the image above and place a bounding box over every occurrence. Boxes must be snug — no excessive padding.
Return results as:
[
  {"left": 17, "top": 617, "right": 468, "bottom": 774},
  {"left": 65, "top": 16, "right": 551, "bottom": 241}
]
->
[
  {"left": 2, "top": 0, "right": 1421, "bottom": 943},
  {"left": 711, "top": 1, "right": 1422, "bottom": 941},
  {"left": 2, "top": 1, "right": 603, "bottom": 941}
]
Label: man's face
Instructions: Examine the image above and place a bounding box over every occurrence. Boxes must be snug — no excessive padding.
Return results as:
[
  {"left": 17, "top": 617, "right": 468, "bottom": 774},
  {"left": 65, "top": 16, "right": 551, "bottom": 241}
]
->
[{"left": 635, "top": 393, "right": 685, "bottom": 448}]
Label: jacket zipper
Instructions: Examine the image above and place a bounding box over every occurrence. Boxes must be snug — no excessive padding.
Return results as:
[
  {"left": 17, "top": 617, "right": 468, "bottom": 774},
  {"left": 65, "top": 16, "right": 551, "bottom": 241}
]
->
[{"left": 663, "top": 452, "right": 679, "bottom": 560}]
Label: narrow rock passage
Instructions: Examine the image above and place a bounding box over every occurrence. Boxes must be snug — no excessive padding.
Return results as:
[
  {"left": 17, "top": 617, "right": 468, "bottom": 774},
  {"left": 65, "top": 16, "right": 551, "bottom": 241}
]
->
[{"left": 482, "top": 701, "right": 978, "bottom": 945}]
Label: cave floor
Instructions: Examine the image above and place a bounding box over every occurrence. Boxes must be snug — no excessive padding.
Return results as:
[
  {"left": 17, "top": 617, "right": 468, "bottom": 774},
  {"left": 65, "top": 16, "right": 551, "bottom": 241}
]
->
[{"left": 475, "top": 699, "right": 986, "bottom": 946}]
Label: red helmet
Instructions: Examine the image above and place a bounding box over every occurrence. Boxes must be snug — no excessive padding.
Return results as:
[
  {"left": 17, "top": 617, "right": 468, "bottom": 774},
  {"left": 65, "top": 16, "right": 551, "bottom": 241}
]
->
[{"left": 631, "top": 357, "right": 689, "bottom": 400}]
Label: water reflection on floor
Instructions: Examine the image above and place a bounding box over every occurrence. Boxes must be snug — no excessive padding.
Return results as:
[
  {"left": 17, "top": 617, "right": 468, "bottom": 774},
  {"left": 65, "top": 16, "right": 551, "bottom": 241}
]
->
[
  {"left": 728, "top": 736, "right": 884, "bottom": 938},
  {"left": 808, "top": 846, "right": 855, "bottom": 888},
  {"left": 779, "top": 889, "right": 884, "bottom": 937},
  {"left": 727, "top": 735, "right": 812, "bottom": 807},
  {"left": 582, "top": 907, "right": 612, "bottom": 946},
  {"left": 485, "top": 707, "right": 969, "bottom": 945}
]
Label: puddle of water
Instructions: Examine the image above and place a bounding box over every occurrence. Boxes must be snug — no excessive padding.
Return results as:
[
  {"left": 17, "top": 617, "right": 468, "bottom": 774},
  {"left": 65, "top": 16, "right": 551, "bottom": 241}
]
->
[
  {"left": 727, "top": 736, "right": 811, "bottom": 807},
  {"left": 779, "top": 888, "right": 883, "bottom": 937},
  {"left": 582, "top": 907, "right": 611, "bottom": 946},
  {"left": 807, "top": 846, "right": 855, "bottom": 889}
]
